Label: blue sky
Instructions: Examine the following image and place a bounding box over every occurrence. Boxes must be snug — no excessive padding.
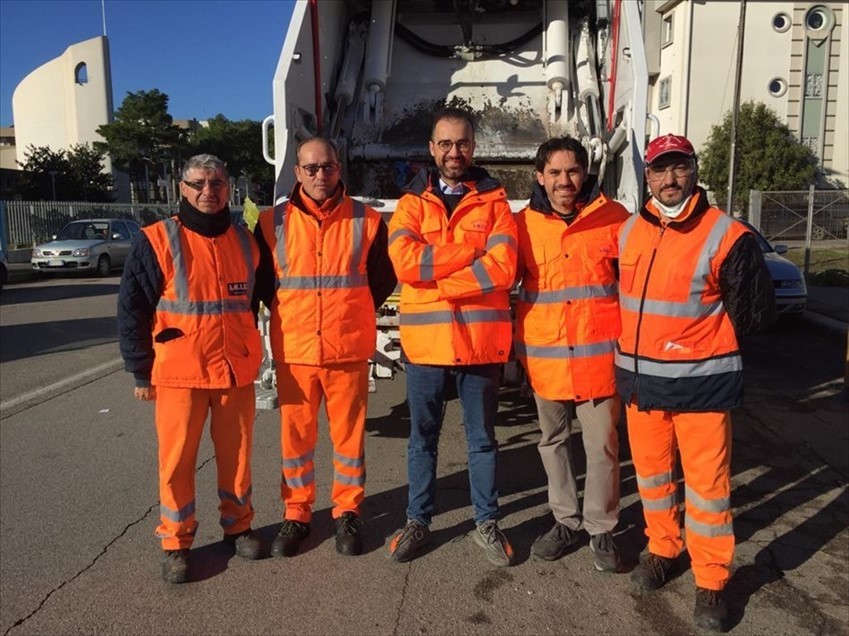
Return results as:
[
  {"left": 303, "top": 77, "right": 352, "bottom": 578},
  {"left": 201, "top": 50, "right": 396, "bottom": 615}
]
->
[{"left": 0, "top": 0, "right": 295, "bottom": 127}]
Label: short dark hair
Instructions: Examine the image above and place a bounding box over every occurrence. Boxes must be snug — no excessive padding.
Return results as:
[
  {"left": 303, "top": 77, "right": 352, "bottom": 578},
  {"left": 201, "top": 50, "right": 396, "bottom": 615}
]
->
[
  {"left": 534, "top": 137, "right": 588, "bottom": 173},
  {"left": 296, "top": 136, "right": 339, "bottom": 162},
  {"left": 431, "top": 106, "right": 476, "bottom": 139}
]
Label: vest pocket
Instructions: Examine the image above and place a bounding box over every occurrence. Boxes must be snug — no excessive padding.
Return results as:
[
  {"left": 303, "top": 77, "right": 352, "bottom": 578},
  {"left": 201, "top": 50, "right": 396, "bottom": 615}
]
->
[{"left": 618, "top": 254, "right": 640, "bottom": 293}]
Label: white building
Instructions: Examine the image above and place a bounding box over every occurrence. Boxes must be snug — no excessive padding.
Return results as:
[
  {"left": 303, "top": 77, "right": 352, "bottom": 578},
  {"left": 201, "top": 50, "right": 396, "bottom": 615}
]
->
[{"left": 644, "top": 1, "right": 848, "bottom": 186}]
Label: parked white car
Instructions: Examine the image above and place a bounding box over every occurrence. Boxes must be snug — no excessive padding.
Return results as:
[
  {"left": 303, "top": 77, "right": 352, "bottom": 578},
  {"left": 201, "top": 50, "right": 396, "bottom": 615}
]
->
[
  {"left": 31, "top": 219, "right": 141, "bottom": 277},
  {"left": 745, "top": 222, "right": 807, "bottom": 318}
]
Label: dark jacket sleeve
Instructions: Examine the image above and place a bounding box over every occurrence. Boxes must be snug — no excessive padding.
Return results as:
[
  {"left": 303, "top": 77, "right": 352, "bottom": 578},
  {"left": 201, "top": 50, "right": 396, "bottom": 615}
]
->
[
  {"left": 719, "top": 232, "right": 778, "bottom": 336},
  {"left": 117, "top": 233, "right": 162, "bottom": 387},
  {"left": 367, "top": 218, "right": 398, "bottom": 309},
  {"left": 252, "top": 221, "right": 277, "bottom": 312}
]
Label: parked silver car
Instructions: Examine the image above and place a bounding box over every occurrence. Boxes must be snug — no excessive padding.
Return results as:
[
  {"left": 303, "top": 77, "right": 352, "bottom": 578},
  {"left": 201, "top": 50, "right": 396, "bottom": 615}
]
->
[
  {"left": 31, "top": 219, "right": 141, "bottom": 277},
  {"left": 745, "top": 222, "right": 807, "bottom": 317}
]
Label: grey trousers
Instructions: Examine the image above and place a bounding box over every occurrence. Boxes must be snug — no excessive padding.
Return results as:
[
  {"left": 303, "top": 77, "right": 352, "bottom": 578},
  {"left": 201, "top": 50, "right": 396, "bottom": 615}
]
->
[{"left": 534, "top": 394, "right": 621, "bottom": 536}]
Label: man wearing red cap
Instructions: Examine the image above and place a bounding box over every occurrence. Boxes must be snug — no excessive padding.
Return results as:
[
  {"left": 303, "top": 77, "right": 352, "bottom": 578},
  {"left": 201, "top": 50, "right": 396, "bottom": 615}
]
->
[{"left": 616, "top": 134, "right": 776, "bottom": 631}]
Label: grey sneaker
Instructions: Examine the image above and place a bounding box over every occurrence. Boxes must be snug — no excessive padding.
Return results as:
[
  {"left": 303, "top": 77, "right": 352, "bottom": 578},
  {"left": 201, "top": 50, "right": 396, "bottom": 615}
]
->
[
  {"left": 388, "top": 520, "right": 431, "bottom": 563},
  {"left": 694, "top": 587, "right": 729, "bottom": 632},
  {"left": 473, "top": 520, "right": 514, "bottom": 567},
  {"left": 631, "top": 552, "right": 675, "bottom": 590},
  {"left": 161, "top": 549, "right": 189, "bottom": 584},
  {"left": 224, "top": 529, "right": 263, "bottom": 560},
  {"left": 589, "top": 532, "right": 621, "bottom": 572},
  {"left": 531, "top": 522, "right": 579, "bottom": 561}
]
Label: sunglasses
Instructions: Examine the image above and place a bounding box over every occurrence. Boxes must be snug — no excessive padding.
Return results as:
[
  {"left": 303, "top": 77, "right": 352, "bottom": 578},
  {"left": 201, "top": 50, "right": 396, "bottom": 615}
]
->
[
  {"left": 182, "top": 179, "right": 227, "bottom": 191},
  {"left": 299, "top": 163, "right": 339, "bottom": 177}
]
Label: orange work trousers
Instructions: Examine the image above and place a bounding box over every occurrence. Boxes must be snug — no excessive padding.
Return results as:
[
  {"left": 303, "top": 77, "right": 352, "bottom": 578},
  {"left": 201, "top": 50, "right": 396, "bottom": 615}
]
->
[
  {"left": 154, "top": 384, "right": 255, "bottom": 550},
  {"left": 276, "top": 361, "right": 368, "bottom": 523},
  {"left": 626, "top": 405, "right": 734, "bottom": 590}
]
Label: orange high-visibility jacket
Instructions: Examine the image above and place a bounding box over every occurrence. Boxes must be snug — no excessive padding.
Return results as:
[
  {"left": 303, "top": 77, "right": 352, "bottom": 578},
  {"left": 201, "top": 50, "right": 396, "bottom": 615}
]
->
[
  {"left": 615, "top": 191, "right": 750, "bottom": 411},
  {"left": 257, "top": 193, "right": 382, "bottom": 365},
  {"left": 388, "top": 168, "right": 518, "bottom": 366},
  {"left": 144, "top": 217, "right": 262, "bottom": 389},
  {"left": 515, "top": 191, "right": 630, "bottom": 401}
]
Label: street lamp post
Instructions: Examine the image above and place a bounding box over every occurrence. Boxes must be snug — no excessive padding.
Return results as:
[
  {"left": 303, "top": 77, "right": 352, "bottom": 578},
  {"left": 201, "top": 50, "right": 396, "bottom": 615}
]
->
[{"left": 48, "top": 170, "right": 58, "bottom": 201}]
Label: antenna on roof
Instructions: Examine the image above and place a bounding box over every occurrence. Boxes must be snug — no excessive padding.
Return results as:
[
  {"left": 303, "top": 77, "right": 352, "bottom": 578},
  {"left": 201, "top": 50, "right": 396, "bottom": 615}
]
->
[{"left": 101, "top": 0, "right": 107, "bottom": 36}]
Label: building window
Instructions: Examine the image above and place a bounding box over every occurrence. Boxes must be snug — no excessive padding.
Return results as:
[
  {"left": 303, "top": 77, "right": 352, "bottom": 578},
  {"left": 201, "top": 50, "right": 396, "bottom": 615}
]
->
[
  {"left": 74, "top": 62, "right": 88, "bottom": 85},
  {"left": 658, "top": 76, "right": 671, "bottom": 109},
  {"left": 804, "top": 5, "right": 833, "bottom": 34},
  {"left": 661, "top": 14, "right": 674, "bottom": 47},
  {"left": 768, "top": 78, "right": 788, "bottom": 97},
  {"left": 772, "top": 12, "right": 791, "bottom": 33}
]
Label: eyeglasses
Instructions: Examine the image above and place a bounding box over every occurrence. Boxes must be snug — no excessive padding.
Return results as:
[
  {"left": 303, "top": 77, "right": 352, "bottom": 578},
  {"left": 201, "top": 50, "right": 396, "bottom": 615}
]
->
[
  {"left": 182, "top": 179, "right": 227, "bottom": 191},
  {"left": 435, "top": 139, "right": 472, "bottom": 153},
  {"left": 298, "top": 163, "right": 339, "bottom": 177},
  {"left": 646, "top": 163, "right": 695, "bottom": 180}
]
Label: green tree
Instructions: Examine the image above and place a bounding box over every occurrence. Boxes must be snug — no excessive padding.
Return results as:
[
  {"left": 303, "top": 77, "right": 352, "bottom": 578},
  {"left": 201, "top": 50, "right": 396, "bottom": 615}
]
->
[
  {"left": 95, "top": 89, "right": 183, "bottom": 202},
  {"left": 17, "top": 144, "right": 114, "bottom": 201},
  {"left": 699, "top": 101, "right": 819, "bottom": 213}
]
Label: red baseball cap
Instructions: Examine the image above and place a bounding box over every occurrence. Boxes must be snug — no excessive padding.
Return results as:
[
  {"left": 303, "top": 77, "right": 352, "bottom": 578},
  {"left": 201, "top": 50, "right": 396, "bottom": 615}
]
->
[{"left": 645, "top": 134, "right": 695, "bottom": 164}]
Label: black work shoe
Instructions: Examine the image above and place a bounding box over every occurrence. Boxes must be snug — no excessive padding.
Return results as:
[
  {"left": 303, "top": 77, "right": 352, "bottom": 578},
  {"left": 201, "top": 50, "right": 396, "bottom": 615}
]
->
[
  {"left": 531, "top": 522, "right": 580, "bottom": 561},
  {"left": 271, "top": 520, "right": 311, "bottom": 557},
  {"left": 694, "top": 587, "right": 729, "bottom": 632},
  {"left": 473, "top": 520, "right": 515, "bottom": 567},
  {"left": 388, "top": 520, "right": 431, "bottom": 563},
  {"left": 589, "top": 532, "right": 621, "bottom": 572},
  {"left": 161, "top": 549, "right": 189, "bottom": 584},
  {"left": 335, "top": 512, "right": 363, "bottom": 556},
  {"left": 224, "top": 529, "right": 263, "bottom": 560},
  {"left": 631, "top": 552, "right": 675, "bottom": 590}
]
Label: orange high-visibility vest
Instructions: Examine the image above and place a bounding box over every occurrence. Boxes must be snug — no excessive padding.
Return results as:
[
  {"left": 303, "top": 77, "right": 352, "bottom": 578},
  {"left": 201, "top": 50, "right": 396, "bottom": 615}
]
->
[
  {"left": 515, "top": 194, "right": 629, "bottom": 401},
  {"left": 388, "top": 182, "right": 517, "bottom": 366},
  {"left": 144, "top": 217, "right": 262, "bottom": 389},
  {"left": 616, "top": 191, "right": 750, "bottom": 411},
  {"left": 258, "top": 195, "right": 381, "bottom": 365}
]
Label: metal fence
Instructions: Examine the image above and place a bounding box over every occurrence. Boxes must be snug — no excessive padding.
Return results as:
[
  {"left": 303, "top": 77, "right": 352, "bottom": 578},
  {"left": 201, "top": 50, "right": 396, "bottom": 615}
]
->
[
  {"left": 0, "top": 200, "right": 245, "bottom": 249},
  {"left": 747, "top": 188, "right": 849, "bottom": 277}
]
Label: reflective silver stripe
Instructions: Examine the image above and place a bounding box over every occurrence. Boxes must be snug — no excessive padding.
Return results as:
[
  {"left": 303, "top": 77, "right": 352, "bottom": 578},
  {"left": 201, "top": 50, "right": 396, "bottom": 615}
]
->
[
  {"left": 619, "top": 294, "right": 723, "bottom": 318},
  {"left": 519, "top": 284, "right": 618, "bottom": 304},
  {"left": 685, "top": 485, "right": 730, "bottom": 514},
  {"left": 334, "top": 471, "right": 366, "bottom": 486},
  {"left": 157, "top": 299, "right": 252, "bottom": 315},
  {"left": 389, "top": 228, "right": 418, "bottom": 244},
  {"left": 334, "top": 451, "right": 364, "bottom": 468},
  {"left": 220, "top": 516, "right": 238, "bottom": 528},
  {"left": 615, "top": 350, "right": 742, "bottom": 378},
  {"left": 472, "top": 259, "right": 494, "bottom": 293},
  {"left": 284, "top": 469, "right": 315, "bottom": 488},
  {"left": 218, "top": 486, "right": 252, "bottom": 507},
  {"left": 421, "top": 245, "right": 434, "bottom": 281},
  {"left": 694, "top": 213, "right": 734, "bottom": 292},
  {"left": 274, "top": 202, "right": 288, "bottom": 277},
  {"left": 400, "top": 308, "right": 511, "bottom": 326},
  {"left": 282, "top": 450, "right": 315, "bottom": 468},
  {"left": 641, "top": 493, "right": 677, "bottom": 511},
  {"left": 163, "top": 218, "right": 188, "bottom": 300},
  {"left": 351, "top": 200, "right": 365, "bottom": 267},
  {"left": 234, "top": 224, "right": 255, "bottom": 297},
  {"left": 636, "top": 470, "right": 673, "bottom": 489},
  {"left": 486, "top": 234, "right": 517, "bottom": 251},
  {"left": 685, "top": 515, "right": 734, "bottom": 538},
  {"left": 160, "top": 501, "right": 195, "bottom": 522},
  {"left": 515, "top": 340, "right": 615, "bottom": 359},
  {"left": 276, "top": 274, "right": 367, "bottom": 290},
  {"left": 618, "top": 212, "right": 639, "bottom": 252}
]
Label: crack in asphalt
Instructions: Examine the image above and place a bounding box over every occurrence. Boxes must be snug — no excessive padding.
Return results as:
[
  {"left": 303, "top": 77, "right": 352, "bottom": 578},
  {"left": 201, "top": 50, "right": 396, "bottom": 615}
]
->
[
  {"left": 4, "top": 454, "right": 218, "bottom": 636},
  {"left": 391, "top": 561, "right": 412, "bottom": 636}
]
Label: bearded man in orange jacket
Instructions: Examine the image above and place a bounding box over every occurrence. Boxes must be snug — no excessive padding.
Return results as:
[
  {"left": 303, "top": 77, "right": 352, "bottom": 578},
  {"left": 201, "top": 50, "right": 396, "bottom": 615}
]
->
[
  {"left": 515, "top": 137, "right": 629, "bottom": 572},
  {"left": 253, "top": 137, "right": 396, "bottom": 557},
  {"left": 118, "top": 154, "right": 264, "bottom": 584},
  {"left": 618, "top": 134, "right": 776, "bottom": 632}
]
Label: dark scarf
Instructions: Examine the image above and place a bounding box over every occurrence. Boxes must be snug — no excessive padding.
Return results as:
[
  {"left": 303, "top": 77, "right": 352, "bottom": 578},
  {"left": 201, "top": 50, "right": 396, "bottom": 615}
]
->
[{"left": 178, "top": 198, "right": 231, "bottom": 237}]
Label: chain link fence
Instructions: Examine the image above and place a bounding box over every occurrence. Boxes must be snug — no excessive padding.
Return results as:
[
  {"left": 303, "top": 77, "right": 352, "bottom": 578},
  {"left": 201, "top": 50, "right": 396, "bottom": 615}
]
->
[{"left": 747, "top": 188, "right": 849, "bottom": 279}]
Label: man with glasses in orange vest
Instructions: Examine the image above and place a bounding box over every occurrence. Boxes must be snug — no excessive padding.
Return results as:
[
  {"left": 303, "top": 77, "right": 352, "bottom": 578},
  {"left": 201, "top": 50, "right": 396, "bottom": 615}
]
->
[
  {"left": 387, "top": 107, "right": 518, "bottom": 567},
  {"left": 514, "top": 137, "right": 629, "bottom": 572},
  {"left": 253, "top": 137, "right": 396, "bottom": 558},
  {"left": 118, "top": 154, "right": 264, "bottom": 584},
  {"left": 617, "top": 134, "right": 776, "bottom": 632}
]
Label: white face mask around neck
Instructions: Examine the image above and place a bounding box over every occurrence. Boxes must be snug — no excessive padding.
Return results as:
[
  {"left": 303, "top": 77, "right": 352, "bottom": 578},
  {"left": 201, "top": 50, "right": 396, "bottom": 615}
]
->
[{"left": 652, "top": 194, "right": 691, "bottom": 219}]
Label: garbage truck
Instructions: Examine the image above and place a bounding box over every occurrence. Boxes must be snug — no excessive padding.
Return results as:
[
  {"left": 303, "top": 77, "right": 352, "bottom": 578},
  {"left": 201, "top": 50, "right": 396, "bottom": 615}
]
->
[{"left": 256, "top": 0, "right": 651, "bottom": 406}]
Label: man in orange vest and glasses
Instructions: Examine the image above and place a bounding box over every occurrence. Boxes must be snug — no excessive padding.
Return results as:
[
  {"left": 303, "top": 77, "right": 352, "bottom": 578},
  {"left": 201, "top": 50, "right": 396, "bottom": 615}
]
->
[
  {"left": 254, "top": 137, "right": 396, "bottom": 557},
  {"left": 514, "top": 137, "right": 629, "bottom": 572},
  {"left": 118, "top": 154, "right": 264, "bottom": 584},
  {"left": 617, "top": 134, "right": 776, "bottom": 631},
  {"left": 387, "top": 107, "right": 518, "bottom": 567}
]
